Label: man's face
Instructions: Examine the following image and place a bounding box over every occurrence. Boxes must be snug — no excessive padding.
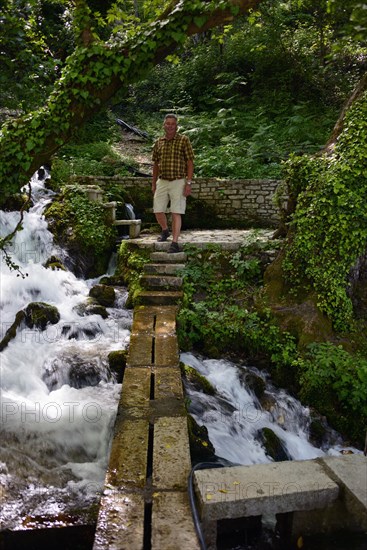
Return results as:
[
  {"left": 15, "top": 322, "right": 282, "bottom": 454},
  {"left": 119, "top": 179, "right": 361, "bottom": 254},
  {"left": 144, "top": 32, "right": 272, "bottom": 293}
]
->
[{"left": 163, "top": 117, "right": 177, "bottom": 139}]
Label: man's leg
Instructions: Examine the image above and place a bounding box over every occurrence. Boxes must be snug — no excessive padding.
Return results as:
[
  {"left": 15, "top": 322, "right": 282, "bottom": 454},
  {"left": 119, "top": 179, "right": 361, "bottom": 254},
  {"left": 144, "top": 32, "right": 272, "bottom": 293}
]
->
[
  {"left": 171, "top": 213, "right": 181, "bottom": 243},
  {"left": 153, "top": 180, "right": 170, "bottom": 240},
  {"left": 155, "top": 212, "right": 169, "bottom": 231}
]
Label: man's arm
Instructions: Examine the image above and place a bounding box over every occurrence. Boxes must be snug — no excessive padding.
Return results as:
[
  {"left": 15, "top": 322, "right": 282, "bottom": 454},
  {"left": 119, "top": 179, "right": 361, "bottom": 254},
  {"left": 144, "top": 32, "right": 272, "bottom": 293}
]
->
[
  {"left": 152, "top": 162, "right": 159, "bottom": 193},
  {"left": 184, "top": 159, "right": 194, "bottom": 197},
  {"left": 186, "top": 159, "right": 194, "bottom": 181}
]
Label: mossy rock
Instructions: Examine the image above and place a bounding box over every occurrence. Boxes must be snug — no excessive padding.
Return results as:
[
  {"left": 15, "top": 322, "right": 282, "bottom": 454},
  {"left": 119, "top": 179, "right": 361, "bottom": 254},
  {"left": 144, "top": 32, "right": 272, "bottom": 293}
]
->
[
  {"left": 2, "top": 193, "right": 29, "bottom": 211},
  {"left": 89, "top": 284, "right": 116, "bottom": 307},
  {"left": 108, "top": 350, "right": 128, "bottom": 382},
  {"left": 187, "top": 414, "right": 215, "bottom": 461},
  {"left": 99, "top": 275, "right": 126, "bottom": 286},
  {"left": 239, "top": 370, "right": 266, "bottom": 400},
  {"left": 43, "top": 255, "right": 67, "bottom": 271},
  {"left": 180, "top": 362, "right": 215, "bottom": 395},
  {"left": 257, "top": 427, "right": 290, "bottom": 462},
  {"left": 0, "top": 310, "right": 26, "bottom": 351},
  {"left": 24, "top": 302, "right": 60, "bottom": 330},
  {"left": 73, "top": 299, "right": 109, "bottom": 319}
]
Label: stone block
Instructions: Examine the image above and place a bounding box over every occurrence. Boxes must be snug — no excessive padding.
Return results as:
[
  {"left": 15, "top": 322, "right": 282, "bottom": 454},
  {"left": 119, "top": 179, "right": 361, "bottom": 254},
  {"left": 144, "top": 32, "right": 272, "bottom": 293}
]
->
[
  {"left": 319, "top": 454, "right": 367, "bottom": 530},
  {"left": 93, "top": 492, "right": 145, "bottom": 550},
  {"left": 127, "top": 333, "right": 153, "bottom": 366},
  {"left": 119, "top": 367, "right": 151, "bottom": 411},
  {"left": 194, "top": 459, "right": 339, "bottom": 522},
  {"left": 106, "top": 418, "right": 149, "bottom": 489},
  {"left": 137, "top": 291, "right": 183, "bottom": 306},
  {"left": 154, "top": 367, "right": 184, "bottom": 401},
  {"left": 154, "top": 334, "right": 179, "bottom": 367},
  {"left": 153, "top": 416, "right": 192, "bottom": 490},
  {"left": 151, "top": 491, "right": 199, "bottom": 550}
]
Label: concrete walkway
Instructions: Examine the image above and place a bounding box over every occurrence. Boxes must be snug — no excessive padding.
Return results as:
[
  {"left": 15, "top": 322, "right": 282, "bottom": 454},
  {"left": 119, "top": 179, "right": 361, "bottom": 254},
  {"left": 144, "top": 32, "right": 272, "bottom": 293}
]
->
[
  {"left": 128, "top": 228, "right": 275, "bottom": 251},
  {"left": 93, "top": 251, "right": 200, "bottom": 550}
]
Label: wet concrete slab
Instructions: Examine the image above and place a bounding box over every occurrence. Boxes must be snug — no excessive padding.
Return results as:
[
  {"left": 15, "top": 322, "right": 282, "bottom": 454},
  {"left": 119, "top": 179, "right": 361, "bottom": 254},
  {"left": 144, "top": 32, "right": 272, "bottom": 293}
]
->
[
  {"left": 154, "top": 334, "right": 179, "bottom": 367},
  {"left": 152, "top": 491, "right": 199, "bottom": 550},
  {"left": 144, "top": 262, "right": 186, "bottom": 275},
  {"left": 141, "top": 274, "right": 183, "bottom": 289},
  {"left": 127, "top": 333, "right": 153, "bottom": 366},
  {"left": 153, "top": 416, "right": 192, "bottom": 491},
  {"left": 119, "top": 367, "right": 151, "bottom": 411},
  {"left": 154, "top": 366, "right": 184, "bottom": 401},
  {"left": 93, "top": 492, "right": 145, "bottom": 550},
  {"left": 106, "top": 417, "right": 149, "bottom": 489},
  {"left": 319, "top": 454, "right": 367, "bottom": 530}
]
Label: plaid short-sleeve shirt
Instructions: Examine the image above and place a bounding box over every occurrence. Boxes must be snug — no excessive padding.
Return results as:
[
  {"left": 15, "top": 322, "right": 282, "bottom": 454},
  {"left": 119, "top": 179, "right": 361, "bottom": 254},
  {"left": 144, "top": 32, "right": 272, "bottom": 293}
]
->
[{"left": 152, "top": 133, "right": 194, "bottom": 180}]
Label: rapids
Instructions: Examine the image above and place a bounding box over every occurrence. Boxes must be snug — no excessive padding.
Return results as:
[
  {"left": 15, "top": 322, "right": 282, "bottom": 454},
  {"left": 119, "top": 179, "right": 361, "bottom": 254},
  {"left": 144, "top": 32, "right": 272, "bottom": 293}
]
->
[
  {"left": 0, "top": 172, "right": 131, "bottom": 529},
  {"left": 181, "top": 352, "right": 361, "bottom": 465}
]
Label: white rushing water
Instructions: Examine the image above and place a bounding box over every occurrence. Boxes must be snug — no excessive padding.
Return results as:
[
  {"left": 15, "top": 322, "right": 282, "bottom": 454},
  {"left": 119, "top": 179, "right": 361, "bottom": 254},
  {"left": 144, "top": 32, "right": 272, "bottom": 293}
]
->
[
  {"left": 0, "top": 173, "right": 132, "bottom": 529},
  {"left": 181, "top": 352, "right": 361, "bottom": 465}
]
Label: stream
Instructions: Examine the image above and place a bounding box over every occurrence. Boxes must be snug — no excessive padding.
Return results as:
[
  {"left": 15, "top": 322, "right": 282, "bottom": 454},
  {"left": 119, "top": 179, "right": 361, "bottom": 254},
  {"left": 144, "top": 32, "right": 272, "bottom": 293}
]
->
[{"left": 180, "top": 352, "right": 360, "bottom": 465}]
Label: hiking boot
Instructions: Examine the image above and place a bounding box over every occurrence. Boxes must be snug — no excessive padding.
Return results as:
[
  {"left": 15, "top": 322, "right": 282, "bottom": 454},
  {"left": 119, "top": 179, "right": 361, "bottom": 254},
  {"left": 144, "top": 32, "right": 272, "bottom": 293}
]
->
[
  {"left": 167, "top": 242, "right": 180, "bottom": 254},
  {"left": 157, "top": 229, "right": 170, "bottom": 242}
]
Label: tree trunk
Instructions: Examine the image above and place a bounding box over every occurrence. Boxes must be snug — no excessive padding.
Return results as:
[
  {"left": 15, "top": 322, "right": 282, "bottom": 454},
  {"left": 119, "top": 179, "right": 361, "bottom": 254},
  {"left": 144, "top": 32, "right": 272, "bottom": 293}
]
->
[{"left": 322, "top": 71, "right": 367, "bottom": 153}]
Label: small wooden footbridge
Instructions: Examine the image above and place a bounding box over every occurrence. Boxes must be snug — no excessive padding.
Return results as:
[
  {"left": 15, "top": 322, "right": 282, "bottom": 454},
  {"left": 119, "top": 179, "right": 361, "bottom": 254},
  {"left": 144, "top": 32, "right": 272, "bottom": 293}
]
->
[{"left": 92, "top": 232, "right": 367, "bottom": 550}]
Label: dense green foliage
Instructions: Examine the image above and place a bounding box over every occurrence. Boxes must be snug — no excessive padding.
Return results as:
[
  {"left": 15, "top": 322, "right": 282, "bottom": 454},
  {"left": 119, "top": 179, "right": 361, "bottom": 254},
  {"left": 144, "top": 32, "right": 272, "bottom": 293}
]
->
[
  {"left": 126, "top": 1, "right": 366, "bottom": 178},
  {"left": 0, "top": 0, "right": 249, "bottom": 200},
  {"left": 296, "top": 342, "right": 367, "bottom": 442},
  {"left": 176, "top": 241, "right": 297, "bottom": 366},
  {"left": 283, "top": 92, "right": 367, "bottom": 331},
  {"left": 45, "top": 184, "right": 116, "bottom": 274}
]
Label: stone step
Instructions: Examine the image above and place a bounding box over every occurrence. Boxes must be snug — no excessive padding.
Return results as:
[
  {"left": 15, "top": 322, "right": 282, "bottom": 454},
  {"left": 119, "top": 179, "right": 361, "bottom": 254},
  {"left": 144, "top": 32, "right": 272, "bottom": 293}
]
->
[
  {"left": 136, "top": 290, "right": 183, "bottom": 306},
  {"left": 141, "top": 274, "right": 183, "bottom": 290},
  {"left": 150, "top": 251, "right": 187, "bottom": 263},
  {"left": 144, "top": 263, "right": 186, "bottom": 275}
]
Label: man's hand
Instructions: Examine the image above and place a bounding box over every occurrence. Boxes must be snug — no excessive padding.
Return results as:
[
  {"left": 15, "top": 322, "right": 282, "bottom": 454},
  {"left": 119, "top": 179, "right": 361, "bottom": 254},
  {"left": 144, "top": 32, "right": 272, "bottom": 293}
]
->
[
  {"left": 183, "top": 183, "right": 192, "bottom": 197},
  {"left": 152, "top": 181, "right": 157, "bottom": 194}
]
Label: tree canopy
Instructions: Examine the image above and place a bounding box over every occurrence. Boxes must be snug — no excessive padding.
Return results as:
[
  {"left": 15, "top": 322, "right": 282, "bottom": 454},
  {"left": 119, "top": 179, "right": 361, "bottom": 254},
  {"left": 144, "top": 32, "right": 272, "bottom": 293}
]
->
[{"left": 0, "top": 0, "right": 261, "bottom": 198}]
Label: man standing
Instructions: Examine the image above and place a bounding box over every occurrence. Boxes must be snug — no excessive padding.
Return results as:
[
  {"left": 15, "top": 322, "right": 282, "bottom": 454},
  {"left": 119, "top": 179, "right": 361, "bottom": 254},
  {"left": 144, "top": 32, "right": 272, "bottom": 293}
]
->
[{"left": 152, "top": 113, "right": 194, "bottom": 253}]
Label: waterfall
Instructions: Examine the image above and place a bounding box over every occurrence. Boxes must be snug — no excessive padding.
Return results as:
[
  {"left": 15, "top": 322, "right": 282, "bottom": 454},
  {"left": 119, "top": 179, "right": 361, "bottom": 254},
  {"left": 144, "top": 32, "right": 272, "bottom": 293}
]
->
[
  {"left": 181, "top": 352, "right": 361, "bottom": 466},
  {"left": 124, "top": 203, "right": 135, "bottom": 220},
  {"left": 0, "top": 172, "right": 131, "bottom": 530}
]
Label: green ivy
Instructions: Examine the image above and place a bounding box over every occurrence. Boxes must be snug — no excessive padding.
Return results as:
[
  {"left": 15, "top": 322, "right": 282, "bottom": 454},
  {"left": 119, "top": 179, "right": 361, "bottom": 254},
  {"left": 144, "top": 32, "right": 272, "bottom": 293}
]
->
[
  {"left": 45, "top": 184, "right": 116, "bottom": 261},
  {"left": 177, "top": 242, "right": 297, "bottom": 367},
  {"left": 296, "top": 342, "right": 367, "bottom": 443},
  {"left": 283, "top": 91, "right": 367, "bottom": 331}
]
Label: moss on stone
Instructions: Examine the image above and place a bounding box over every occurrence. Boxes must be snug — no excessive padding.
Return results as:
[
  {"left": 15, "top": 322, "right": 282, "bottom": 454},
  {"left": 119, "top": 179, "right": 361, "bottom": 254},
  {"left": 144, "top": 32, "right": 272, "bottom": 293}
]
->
[
  {"left": 187, "top": 414, "right": 215, "bottom": 461},
  {"left": 108, "top": 350, "right": 128, "bottom": 382},
  {"left": 89, "top": 284, "right": 116, "bottom": 307},
  {"left": 180, "top": 362, "right": 215, "bottom": 395},
  {"left": 24, "top": 302, "right": 60, "bottom": 330}
]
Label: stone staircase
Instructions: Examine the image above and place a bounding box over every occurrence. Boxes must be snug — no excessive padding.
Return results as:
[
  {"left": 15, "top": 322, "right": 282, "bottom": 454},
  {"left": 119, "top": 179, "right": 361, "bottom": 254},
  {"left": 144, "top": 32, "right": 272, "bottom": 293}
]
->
[{"left": 137, "top": 250, "right": 186, "bottom": 306}]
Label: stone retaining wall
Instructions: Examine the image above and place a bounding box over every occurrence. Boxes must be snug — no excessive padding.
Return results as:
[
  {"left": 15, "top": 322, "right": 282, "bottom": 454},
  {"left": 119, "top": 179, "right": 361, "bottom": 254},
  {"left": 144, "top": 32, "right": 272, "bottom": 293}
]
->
[{"left": 72, "top": 176, "right": 286, "bottom": 229}]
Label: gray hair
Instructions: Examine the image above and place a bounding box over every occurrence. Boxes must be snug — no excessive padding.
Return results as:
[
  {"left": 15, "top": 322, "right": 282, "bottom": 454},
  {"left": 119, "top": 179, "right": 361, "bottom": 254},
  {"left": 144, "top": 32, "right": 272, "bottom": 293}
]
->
[{"left": 164, "top": 113, "right": 178, "bottom": 121}]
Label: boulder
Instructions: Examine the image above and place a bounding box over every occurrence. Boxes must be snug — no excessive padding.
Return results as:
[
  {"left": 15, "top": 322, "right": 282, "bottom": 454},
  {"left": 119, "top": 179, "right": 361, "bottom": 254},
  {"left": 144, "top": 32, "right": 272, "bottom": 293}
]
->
[
  {"left": 257, "top": 427, "right": 290, "bottom": 462},
  {"left": 89, "top": 284, "right": 116, "bottom": 307},
  {"left": 24, "top": 302, "right": 60, "bottom": 330},
  {"left": 0, "top": 310, "right": 26, "bottom": 351},
  {"left": 108, "top": 350, "right": 128, "bottom": 382},
  {"left": 43, "top": 255, "right": 67, "bottom": 271}
]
